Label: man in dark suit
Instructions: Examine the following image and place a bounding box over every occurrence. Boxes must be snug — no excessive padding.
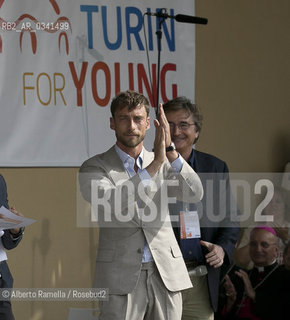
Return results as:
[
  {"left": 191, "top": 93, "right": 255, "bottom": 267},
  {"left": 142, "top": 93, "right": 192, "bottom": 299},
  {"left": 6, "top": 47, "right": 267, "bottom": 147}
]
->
[
  {"left": 0, "top": 174, "right": 24, "bottom": 320},
  {"left": 164, "top": 97, "right": 240, "bottom": 319}
]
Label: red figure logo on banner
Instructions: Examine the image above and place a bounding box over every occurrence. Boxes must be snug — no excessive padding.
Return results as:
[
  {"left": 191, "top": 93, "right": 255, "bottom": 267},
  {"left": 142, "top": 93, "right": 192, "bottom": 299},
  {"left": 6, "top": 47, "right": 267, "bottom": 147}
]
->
[{"left": 0, "top": 0, "right": 71, "bottom": 54}]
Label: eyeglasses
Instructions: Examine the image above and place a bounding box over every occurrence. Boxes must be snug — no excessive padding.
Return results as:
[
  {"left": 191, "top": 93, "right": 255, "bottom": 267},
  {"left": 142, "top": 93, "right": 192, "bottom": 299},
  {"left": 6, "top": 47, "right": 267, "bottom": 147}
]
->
[
  {"left": 169, "top": 122, "right": 196, "bottom": 131},
  {"left": 249, "top": 241, "right": 277, "bottom": 249}
]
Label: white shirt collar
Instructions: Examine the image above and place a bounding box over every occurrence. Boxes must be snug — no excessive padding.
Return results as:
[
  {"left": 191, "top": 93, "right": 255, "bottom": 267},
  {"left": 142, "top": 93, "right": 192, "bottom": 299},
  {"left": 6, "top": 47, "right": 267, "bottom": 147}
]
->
[{"left": 114, "top": 144, "right": 144, "bottom": 170}]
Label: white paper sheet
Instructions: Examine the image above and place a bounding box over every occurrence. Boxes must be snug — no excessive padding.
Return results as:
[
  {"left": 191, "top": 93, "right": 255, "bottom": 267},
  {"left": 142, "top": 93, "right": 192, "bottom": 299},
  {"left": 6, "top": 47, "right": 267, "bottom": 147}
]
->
[{"left": 0, "top": 206, "right": 36, "bottom": 230}]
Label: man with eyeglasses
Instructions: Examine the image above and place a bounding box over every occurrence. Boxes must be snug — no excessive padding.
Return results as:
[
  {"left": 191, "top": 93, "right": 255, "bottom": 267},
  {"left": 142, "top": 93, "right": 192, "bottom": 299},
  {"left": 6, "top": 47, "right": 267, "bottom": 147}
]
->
[
  {"left": 220, "top": 226, "right": 290, "bottom": 319},
  {"left": 163, "top": 97, "right": 239, "bottom": 320}
]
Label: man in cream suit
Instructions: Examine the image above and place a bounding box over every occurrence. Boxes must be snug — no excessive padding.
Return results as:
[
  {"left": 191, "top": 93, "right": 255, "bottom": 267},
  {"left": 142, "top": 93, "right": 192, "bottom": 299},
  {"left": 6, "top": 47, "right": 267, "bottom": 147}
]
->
[{"left": 79, "top": 90, "right": 203, "bottom": 320}]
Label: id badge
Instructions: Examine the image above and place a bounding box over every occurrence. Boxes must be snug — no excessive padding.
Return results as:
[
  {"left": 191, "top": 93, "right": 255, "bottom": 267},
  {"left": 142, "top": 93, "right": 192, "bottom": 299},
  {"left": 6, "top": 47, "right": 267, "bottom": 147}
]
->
[{"left": 180, "top": 210, "right": 201, "bottom": 239}]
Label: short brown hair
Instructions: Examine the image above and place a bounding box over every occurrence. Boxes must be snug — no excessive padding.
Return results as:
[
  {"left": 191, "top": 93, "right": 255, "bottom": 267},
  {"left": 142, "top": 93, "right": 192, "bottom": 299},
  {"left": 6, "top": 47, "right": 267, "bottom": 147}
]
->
[
  {"left": 163, "top": 96, "right": 203, "bottom": 133},
  {"left": 110, "top": 90, "right": 150, "bottom": 117}
]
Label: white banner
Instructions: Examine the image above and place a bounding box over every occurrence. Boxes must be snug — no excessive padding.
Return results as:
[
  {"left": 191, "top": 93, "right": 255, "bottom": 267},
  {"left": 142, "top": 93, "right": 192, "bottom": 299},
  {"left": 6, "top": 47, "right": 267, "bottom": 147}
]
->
[{"left": 0, "top": 0, "right": 196, "bottom": 166}]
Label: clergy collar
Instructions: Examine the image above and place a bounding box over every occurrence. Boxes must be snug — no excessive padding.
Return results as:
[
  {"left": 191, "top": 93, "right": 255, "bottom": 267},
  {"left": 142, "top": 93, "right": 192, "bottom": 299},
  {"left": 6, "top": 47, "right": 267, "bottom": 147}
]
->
[{"left": 254, "top": 259, "right": 277, "bottom": 272}]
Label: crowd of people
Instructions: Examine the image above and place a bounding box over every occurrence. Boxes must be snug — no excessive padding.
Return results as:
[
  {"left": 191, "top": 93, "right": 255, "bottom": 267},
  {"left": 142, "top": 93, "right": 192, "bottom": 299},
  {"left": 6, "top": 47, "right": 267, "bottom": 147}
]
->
[
  {"left": 79, "top": 90, "right": 290, "bottom": 320},
  {"left": 1, "top": 89, "right": 289, "bottom": 320}
]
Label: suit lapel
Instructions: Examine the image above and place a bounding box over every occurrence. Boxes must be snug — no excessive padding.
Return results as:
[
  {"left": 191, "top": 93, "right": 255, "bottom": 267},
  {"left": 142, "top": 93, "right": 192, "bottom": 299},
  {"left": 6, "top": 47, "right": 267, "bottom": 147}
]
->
[
  {"left": 103, "top": 146, "right": 129, "bottom": 185},
  {"left": 142, "top": 148, "right": 154, "bottom": 169},
  {"left": 104, "top": 146, "right": 153, "bottom": 184},
  {"left": 192, "top": 149, "right": 199, "bottom": 172}
]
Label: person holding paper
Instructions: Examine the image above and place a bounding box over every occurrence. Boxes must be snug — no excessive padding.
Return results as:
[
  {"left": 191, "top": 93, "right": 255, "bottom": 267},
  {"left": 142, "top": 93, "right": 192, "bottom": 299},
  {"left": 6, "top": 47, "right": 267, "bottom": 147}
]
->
[
  {"left": 0, "top": 174, "right": 24, "bottom": 320},
  {"left": 79, "top": 90, "right": 203, "bottom": 320},
  {"left": 164, "top": 97, "right": 240, "bottom": 320}
]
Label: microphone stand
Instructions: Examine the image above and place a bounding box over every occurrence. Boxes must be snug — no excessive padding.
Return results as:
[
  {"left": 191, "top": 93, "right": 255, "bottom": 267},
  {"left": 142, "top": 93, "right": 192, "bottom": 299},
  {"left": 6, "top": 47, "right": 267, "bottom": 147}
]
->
[
  {"left": 150, "top": 9, "right": 207, "bottom": 117},
  {"left": 155, "top": 9, "right": 167, "bottom": 118}
]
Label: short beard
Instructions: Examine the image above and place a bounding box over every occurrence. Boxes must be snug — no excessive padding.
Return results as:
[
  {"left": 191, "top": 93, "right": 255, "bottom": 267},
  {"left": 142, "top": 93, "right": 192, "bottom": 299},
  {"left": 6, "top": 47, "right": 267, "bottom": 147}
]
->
[{"left": 116, "top": 133, "right": 145, "bottom": 148}]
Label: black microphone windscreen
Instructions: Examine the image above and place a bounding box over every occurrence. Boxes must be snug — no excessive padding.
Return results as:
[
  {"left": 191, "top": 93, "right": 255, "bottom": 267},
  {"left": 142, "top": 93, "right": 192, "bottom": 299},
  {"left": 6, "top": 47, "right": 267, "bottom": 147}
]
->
[{"left": 175, "top": 14, "right": 208, "bottom": 25}]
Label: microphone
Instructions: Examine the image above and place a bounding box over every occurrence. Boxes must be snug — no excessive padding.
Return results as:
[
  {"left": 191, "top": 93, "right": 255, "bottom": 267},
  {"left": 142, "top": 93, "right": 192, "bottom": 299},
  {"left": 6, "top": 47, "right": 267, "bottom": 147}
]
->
[
  {"left": 175, "top": 14, "right": 208, "bottom": 25},
  {"left": 146, "top": 11, "right": 208, "bottom": 25}
]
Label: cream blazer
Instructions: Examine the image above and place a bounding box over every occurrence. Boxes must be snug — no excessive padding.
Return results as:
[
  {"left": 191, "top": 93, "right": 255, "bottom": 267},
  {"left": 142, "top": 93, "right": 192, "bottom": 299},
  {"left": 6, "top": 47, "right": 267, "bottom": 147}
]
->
[{"left": 79, "top": 146, "right": 203, "bottom": 294}]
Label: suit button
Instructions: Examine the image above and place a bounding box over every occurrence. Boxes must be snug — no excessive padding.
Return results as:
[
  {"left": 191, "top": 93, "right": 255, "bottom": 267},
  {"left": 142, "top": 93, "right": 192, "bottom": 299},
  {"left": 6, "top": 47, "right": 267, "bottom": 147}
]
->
[{"left": 137, "top": 248, "right": 142, "bottom": 254}]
